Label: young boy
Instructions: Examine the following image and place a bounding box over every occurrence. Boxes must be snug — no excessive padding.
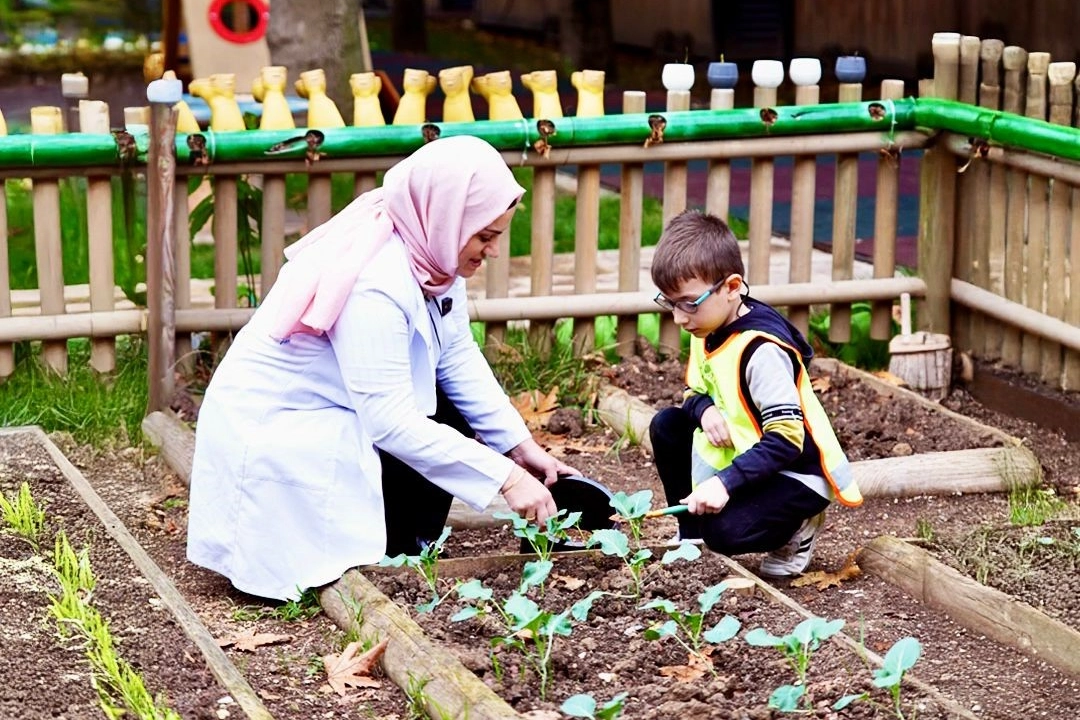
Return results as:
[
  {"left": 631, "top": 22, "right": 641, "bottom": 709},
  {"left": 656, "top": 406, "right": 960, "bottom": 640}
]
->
[{"left": 648, "top": 209, "right": 862, "bottom": 577}]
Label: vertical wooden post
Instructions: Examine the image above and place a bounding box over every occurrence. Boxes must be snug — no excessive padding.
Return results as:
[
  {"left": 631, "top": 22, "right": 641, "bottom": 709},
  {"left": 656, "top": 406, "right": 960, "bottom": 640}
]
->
[
  {"left": 917, "top": 33, "right": 960, "bottom": 335},
  {"left": 0, "top": 117, "right": 10, "bottom": 378},
  {"left": 354, "top": 171, "right": 377, "bottom": 199},
  {"left": 485, "top": 205, "right": 511, "bottom": 349},
  {"left": 951, "top": 35, "right": 981, "bottom": 353},
  {"left": 978, "top": 39, "right": 1006, "bottom": 361},
  {"left": 828, "top": 80, "right": 862, "bottom": 343},
  {"left": 80, "top": 100, "right": 116, "bottom": 374},
  {"left": 1000, "top": 45, "right": 1028, "bottom": 367},
  {"left": 527, "top": 163, "right": 555, "bottom": 356},
  {"left": 1068, "top": 75, "right": 1080, "bottom": 389},
  {"left": 260, "top": 175, "right": 286, "bottom": 294},
  {"left": 572, "top": 164, "right": 601, "bottom": 354},
  {"left": 1044, "top": 61, "right": 1075, "bottom": 387},
  {"left": 146, "top": 102, "right": 179, "bottom": 414},
  {"left": 30, "top": 106, "right": 67, "bottom": 374},
  {"left": 870, "top": 79, "right": 905, "bottom": 341},
  {"left": 658, "top": 88, "right": 691, "bottom": 356},
  {"left": 1021, "top": 51, "right": 1050, "bottom": 376},
  {"left": 787, "top": 74, "right": 820, "bottom": 337},
  {"left": 705, "top": 87, "right": 734, "bottom": 222},
  {"left": 748, "top": 81, "right": 777, "bottom": 289},
  {"left": 214, "top": 178, "right": 239, "bottom": 313},
  {"left": 308, "top": 175, "right": 333, "bottom": 230},
  {"left": 616, "top": 91, "right": 646, "bottom": 357},
  {"left": 173, "top": 172, "right": 192, "bottom": 373}
]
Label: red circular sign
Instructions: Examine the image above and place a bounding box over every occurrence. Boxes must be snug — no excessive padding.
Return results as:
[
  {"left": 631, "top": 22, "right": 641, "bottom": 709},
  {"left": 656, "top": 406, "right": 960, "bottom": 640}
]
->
[{"left": 208, "top": 0, "right": 269, "bottom": 45}]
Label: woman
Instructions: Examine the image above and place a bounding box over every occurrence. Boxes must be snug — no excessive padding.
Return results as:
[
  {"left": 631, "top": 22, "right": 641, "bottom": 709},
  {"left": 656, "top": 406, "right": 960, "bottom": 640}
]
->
[{"left": 187, "top": 136, "right": 577, "bottom": 601}]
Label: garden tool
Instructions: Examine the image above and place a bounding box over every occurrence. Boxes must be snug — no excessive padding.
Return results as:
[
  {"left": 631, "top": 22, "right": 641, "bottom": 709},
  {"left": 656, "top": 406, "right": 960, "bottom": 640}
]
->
[
  {"left": 609, "top": 504, "right": 689, "bottom": 524},
  {"left": 520, "top": 474, "right": 616, "bottom": 553}
]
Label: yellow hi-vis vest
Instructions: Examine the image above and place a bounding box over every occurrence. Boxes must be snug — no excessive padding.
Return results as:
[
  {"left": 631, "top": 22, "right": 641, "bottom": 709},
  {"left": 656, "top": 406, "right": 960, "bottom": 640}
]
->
[{"left": 687, "top": 329, "right": 863, "bottom": 507}]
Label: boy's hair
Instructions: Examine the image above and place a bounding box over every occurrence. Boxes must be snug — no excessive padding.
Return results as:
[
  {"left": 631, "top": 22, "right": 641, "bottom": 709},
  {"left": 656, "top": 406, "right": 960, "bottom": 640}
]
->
[{"left": 650, "top": 210, "right": 744, "bottom": 295}]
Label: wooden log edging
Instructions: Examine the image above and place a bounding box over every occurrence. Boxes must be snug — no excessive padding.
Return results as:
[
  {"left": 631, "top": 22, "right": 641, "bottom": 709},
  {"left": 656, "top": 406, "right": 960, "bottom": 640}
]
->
[
  {"left": 3, "top": 426, "right": 275, "bottom": 720},
  {"left": 861, "top": 535, "right": 1080, "bottom": 679},
  {"left": 320, "top": 571, "right": 522, "bottom": 720}
]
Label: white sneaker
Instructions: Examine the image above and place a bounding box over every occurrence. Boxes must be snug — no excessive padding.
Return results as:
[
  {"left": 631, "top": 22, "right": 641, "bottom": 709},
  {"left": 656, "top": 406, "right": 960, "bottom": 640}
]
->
[
  {"left": 759, "top": 511, "right": 826, "bottom": 577},
  {"left": 664, "top": 530, "right": 705, "bottom": 548}
]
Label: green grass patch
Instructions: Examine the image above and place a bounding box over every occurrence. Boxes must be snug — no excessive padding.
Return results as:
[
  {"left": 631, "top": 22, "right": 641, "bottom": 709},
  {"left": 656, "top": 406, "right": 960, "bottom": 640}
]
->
[{"left": 0, "top": 337, "right": 148, "bottom": 446}]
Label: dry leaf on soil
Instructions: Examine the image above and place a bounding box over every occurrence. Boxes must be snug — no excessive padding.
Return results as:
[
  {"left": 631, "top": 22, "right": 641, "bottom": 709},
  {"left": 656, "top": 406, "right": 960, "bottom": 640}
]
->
[
  {"left": 322, "top": 638, "right": 388, "bottom": 696},
  {"left": 872, "top": 370, "right": 909, "bottom": 387},
  {"left": 216, "top": 629, "right": 294, "bottom": 652},
  {"left": 791, "top": 553, "right": 862, "bottom": 591},
  {"left": 658, "top": 646, "right": 714, "bottom": 682},
  {"left": 511, "top": 387, "right": 560, "bottom": 430},
  {"left": 810, "top": 375, "right": 831, "bottom": 393}
]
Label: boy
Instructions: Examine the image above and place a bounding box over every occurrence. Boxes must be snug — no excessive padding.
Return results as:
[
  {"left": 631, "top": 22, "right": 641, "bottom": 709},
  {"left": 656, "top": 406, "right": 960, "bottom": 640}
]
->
[{"left": 648, "top": 210, "right": 862, "bottom": 577}]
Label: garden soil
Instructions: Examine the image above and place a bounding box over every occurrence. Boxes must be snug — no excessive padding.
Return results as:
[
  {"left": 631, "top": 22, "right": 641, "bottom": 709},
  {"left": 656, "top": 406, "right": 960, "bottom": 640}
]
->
[{"left": 2, "top": 354, "right": 1080, "bottom": 719}]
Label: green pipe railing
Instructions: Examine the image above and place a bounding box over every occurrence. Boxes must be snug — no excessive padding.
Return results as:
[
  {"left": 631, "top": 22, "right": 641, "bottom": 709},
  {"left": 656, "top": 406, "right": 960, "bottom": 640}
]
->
[{"left": 0, "top": 97, "right": 1077, "bottom": 169}]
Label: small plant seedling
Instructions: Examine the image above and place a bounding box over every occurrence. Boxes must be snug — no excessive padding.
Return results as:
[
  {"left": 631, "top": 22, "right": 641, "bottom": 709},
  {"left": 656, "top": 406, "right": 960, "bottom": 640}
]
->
[
  {"left": 378, "top": 526, "right": 453, "bottom": 613},
  {"left": 0, "top": 480, "right": 46, "bottom": 549},
  {"left": 640, "top": 581, "right": 741, "bottom": 667},
  {"left": 586, "top": 528, "right": 652, "bottom": 596},
  {"left": 834, "top": 636, "right": 923, "bottom": 719},
  {"left": 745, "top": 616, "right": 846, "bottom": 711},
  {"left": 496, "top": 508, "right": 583, "bottom": 592},
  {"left": 452, "top": 579, "right": 604, "bottom": 700},
  {"left": 561, "top": 691, "right": 630, "bottom": 720},
  {"left": 608, "top": 489, "right": 653, "bottom": 545}
]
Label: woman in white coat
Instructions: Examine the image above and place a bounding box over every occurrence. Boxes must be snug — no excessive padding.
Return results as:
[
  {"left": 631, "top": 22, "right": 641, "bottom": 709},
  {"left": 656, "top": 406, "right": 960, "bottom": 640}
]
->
[{"left": 187, "top": 136, "right": 577, "bottom": 601}]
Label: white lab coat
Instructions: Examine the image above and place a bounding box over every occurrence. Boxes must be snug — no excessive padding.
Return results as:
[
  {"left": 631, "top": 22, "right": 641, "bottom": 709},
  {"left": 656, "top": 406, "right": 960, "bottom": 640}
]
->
[{"left": 186, "top": 239, "right": 529, "bottom": 600}]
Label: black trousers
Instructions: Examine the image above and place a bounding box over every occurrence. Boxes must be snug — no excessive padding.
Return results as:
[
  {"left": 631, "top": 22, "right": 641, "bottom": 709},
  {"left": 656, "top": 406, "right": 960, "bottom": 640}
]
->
[
  {"left": 649, "top": 405, "right": 830, "bottom": 555},
  {"left": 379, "top": 387, "right": 474, "bottom": 556}
]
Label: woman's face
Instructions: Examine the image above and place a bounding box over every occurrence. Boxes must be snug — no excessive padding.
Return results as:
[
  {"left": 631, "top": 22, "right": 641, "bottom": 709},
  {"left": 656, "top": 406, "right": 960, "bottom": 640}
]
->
[{"left": 457, "top": 206, "right": 516, "bottom": 278}]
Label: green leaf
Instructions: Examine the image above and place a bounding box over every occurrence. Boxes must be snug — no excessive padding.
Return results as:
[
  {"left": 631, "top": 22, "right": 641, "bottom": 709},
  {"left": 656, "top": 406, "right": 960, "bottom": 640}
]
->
[
  {"left": 609, "top": 489, "right": 653, "bottom": 519},
  {"left": 571, "top": 590, "right": 606, "bottom": 622},
  {"left": 505, "top": 593, "right": 542, "bottom": 631},
  {"left": 644, "top": 619, "right": 678, "bottom": 640},
  {"left": 377, "top": 554, "right": 409, "bottom": 568},
  {"left": 661, "top": 541, "right": 702, "bottom": 564},
  {"left": 455, "top": 579, "right": 492, "bottom": 602},
  {"left": 880, "top": 636, "right": 922, "bottom": 677},
  {"left": 697, "top": 582, "right": 727, "bottom": 613},
  {"left": 597, "top": 691, "right": 629, "bottom": 720},
  {"left": 639, "top": 598, "right": 676, "bottom": 614},
  {"left": 587, "top": 529, "right": 630, "bottom": 558},
  {"left": 768, "top": 684, "right": 805, "bottom": 712},
  {"left": 832, "top": 692, "right": 867, "bottom": 710},
  {"left": 744, "top": 627, "right": 782, "bottom": 647},
  {"left": 544, "top": 610, "right": 574, "bottom": 637},
  {"left": 873, "top": 669, "right": 903, "bottom": 689},
  {"left": 451, "top": 606, "right": 480, "bottom": 622},
  {"left": 520, "top": 559, "right": 553, "bottom": 591},
  {"left": 703, "top": 615, "right": 741, "bottom": 644},
  {"left": 416, "top": 598, "right": 439, "bottom": 614},
  {"left": 560, "top": 693, "right": 597, "bottom": 718}
]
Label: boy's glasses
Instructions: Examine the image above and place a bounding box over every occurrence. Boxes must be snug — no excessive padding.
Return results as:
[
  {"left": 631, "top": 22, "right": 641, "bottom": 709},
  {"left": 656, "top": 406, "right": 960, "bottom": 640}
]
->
[{"left": 653, "top": 278, "right": 727, "bottom": 314}]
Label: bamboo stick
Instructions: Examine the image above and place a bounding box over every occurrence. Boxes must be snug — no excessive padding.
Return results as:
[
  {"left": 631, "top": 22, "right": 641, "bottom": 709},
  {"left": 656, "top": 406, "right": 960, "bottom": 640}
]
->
[
  {"left": 527, "top": 166, "right": 556, "bottom": 354},
  {"left": 146, "top": 102, "right": 178, "bottom": 415},
  {"left": 978, "top": 39, "right": 1006, "bottom": 361},
  {"left": 829, "top": 80, "right": 863, "bottom": 344},
  {"left": 1001, "top": 45, "right": 1028, "bottom": 367},
  {"left": 951, "top": 36, "right": 981, "bottom": 354},
  {"left": 617, "top": 91, "right": 646, "bottom": 357},
  {"left": 917, "top": 34, "right": 960, "bottom": 336},
  {"left": 1043, "top": 61, "right": 1075, "bottom": 387},
  {"left": 80, "top": 100, "right": 116, "bottom": 373},
  {"left": 788, "top": 80, "right": 820, "bottom": 336},
  {"left": 572, "top": 164, "right": 600, "bottom": 353},
  {"left": 30, "top": 106, "right": 67, "bottom": 374},
  {"left": 658, "top": 89, "right": 691, "bottom": 355},
  {"left": 1021, "top": 52, "right": 1050, "bottom": 376},
  {"left": 705, "top": 88, "right": 735, "bottom": 222},
  {"left": 870, "top": 80, "right": 904, "bottom": 340},
  {"left": 748, "top": 84, "right": 777, "bottom": 289}
]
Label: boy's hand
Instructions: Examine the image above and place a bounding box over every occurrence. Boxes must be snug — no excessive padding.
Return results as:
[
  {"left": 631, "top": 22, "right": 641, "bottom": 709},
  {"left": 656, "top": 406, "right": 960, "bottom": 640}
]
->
[
  {"left": 700, "top": 406, "right": 733, "bottom": 448},
  {"left": 680, "top": 475, "right": 730, "bottom": 515}
]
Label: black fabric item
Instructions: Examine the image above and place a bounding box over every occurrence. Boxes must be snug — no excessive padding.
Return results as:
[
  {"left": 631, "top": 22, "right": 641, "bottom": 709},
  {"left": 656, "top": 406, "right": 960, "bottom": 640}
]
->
[
  {"left": 379, "top": 386, "right": 470, "bottom": 557},
  {"left": 649, "top": 405, "right": 828, "bottom": 554}
]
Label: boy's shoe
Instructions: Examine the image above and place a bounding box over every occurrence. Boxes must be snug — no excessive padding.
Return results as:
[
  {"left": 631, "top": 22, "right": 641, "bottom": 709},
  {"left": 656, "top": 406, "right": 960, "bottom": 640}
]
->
[
  {"left": 759, "top": 511, "right": 826, "bottom": 577},
  {"left": 664, "top": 530, "right": 705, "bottom": 548}
]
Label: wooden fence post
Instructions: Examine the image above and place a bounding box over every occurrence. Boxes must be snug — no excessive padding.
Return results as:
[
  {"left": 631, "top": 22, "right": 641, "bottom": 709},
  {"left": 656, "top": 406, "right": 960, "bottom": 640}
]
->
[
  {"left": 870, "top": 79, "right": 905, "bottom": 340},
  {"left": 1000, "top": 45, "right": 1029, "bottom": 367},
  {"left": 748, "top": 62, "right": 780, "bottom": 289},
  {"left": 80, "top": 100, "right": 116, "bottom": 374},
  {"left": 616, "top": 90, "right": 646, "bottom": 357},
  {"left": 0, "top": 111, "right": 10, "bottom": 379},
  {"left": 917, "top": 33, "right": 960, "bottom": 335},
  {"left": 787, "top": 61, "right": 821, "bottom": 337},
  {"left": 658, "top": 85, "right": 691, "bottom": 356},
  {"left": 978, "top": 39, "right": 1006, "bottom": 361},
  {"left": 30, "top": 106, "right": 67, "bottom": 375},
  {"left": 1044, "top": 61, "right": 1075, "bottom": 387},
  {"left": 828, "top": 74, "right": 864, "bottom": 343},
  {"left": 951, "top": 35, "right": 981, "bottom": 353},
  {"left": 1068, "top": 74, "right": 1080, "bottom": 390},
  {"left": 1021, "top": 51, "right": 1051, "bottom": 376},
  {"left": 146, "top": 89, "right": 180, "bottom": 414}
]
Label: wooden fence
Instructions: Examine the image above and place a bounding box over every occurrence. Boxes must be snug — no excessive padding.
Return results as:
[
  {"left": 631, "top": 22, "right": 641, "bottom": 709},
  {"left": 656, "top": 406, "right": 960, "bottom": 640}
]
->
[{"left": 0, "top": 32, "right": 1079, "bottom": 416}]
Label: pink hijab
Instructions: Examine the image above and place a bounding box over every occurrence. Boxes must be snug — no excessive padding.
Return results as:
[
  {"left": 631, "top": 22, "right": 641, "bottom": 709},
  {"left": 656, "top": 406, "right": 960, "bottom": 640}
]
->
[{"left": 268, "top": 136, "right": 525, "bottom": 341}]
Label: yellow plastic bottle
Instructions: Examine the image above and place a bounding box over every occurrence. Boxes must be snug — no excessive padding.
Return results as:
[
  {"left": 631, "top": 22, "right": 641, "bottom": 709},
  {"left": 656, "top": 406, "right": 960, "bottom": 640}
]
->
[
  {"left": 471, "top": 70, "right": 523, "bottom": 121},
  {"left": 350, "top": 72, "right": 386, "bottom": 126},
  {"left": 521, "top": 69, "right": 563, "bottom": 119},
  {"left": 571, "top": 69, "right": 606, "bottom": 118},
  {"left": 439, "top": 65, "right": 475, "bottom": 123},
  {"left": 296, "top": 68, "right": 345, "bottom": 129},
  {"left": 252, "top": 65, "right": 295, "bottom": 130},
  {"left": 393, "top": 68, "right": 437, "bottom": 125}
]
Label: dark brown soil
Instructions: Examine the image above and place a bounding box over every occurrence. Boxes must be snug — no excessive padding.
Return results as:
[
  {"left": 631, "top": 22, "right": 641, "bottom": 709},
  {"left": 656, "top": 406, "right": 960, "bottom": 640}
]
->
[{"left": 3, "top": 354, "right": 1080, "bottom": 719}]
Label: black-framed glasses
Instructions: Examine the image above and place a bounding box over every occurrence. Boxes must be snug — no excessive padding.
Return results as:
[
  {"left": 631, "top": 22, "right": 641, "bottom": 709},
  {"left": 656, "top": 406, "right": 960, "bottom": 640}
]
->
[{"left": 653, "top": 277, "right": 728, "bottom": 314}]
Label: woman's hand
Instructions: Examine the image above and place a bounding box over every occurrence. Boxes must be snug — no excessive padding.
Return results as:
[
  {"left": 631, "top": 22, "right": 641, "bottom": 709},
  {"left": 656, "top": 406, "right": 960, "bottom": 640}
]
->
[
  {"left": 507, "top": 438, "right": 580, "bottom": 486},
  {"left": 700, "top": 406, "right": 733, "bottom": 448},
  {"left": 500, "top": 466, "right": 557, "bottom": 526},
  {"left": 681, "top": 475, "right": 730, "bottom": 515}
]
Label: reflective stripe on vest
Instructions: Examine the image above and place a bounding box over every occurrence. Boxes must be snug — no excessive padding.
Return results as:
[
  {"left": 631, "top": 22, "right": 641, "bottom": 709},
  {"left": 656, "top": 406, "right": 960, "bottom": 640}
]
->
[{"left": 687, "top": 329, "right": 863, "bottom": 507}]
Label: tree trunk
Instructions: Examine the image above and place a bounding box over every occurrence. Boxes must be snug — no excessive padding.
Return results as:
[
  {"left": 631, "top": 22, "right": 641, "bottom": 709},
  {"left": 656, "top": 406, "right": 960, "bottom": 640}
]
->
[
  {"left": 560, "top": 0, "right": 616, "bottom": 79},
  {"left": 390, "top": 0, "right": 428, "bottom": 53},
  {"left": 266, "top": 0, "right": 362, "bottom": 116}
]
